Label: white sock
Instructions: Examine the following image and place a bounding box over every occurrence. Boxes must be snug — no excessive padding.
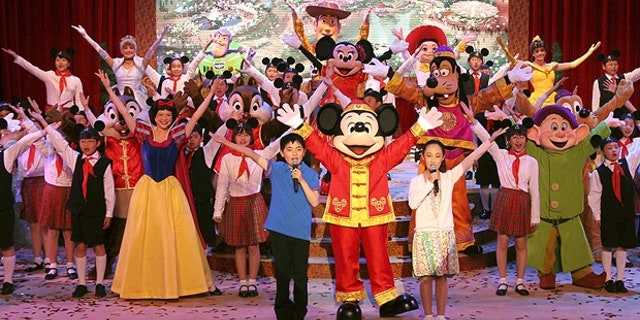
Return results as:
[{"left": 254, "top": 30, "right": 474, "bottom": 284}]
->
[
  {"left": 436, "top": 315, "right": 446, "bottom": 320},
  {"left": 239, "top": 279, "right": 248, "bottom": 285},
  {"left": 49, "top": 262, "right": 57, "bottom": 269},
  {"left": 479, "top": 188, "right": 491, "bottom": 211},
  {"left": 76, "top": 256, "right": 87, "bottom": 286},
  {"left": 615, "top": 250, "right": 627, "bottom": 281},
  {"left": 423, "top": 315, "right": 434, "bottom": 320},
  {"left": 96, "top": 255, "right": 107, "bottom": 285},
  {"left": 602, "top": 250, "right": 613, "bottom": 280},
  {"left": 65, "top": 262, "right": 74, "bottom": 269},
  {"left": 34, "top": 257, "right": 43, "bottom": 264},
  {"left": 499, "top": 277, "right": 507, "bottom": 285},
  {"left": 248, "top": 278, "right": 256, "bottom": 285},
  {"left": 516, "top": 278, "right": 524, "bottom": 285},
  {"left": 3, "top": 256, "right": 15, "bottom": 283}
]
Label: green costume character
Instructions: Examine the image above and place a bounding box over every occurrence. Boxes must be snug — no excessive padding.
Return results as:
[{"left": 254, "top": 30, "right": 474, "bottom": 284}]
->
[{"left": 525, "top": 105, "right": 616, "bottom": 290}]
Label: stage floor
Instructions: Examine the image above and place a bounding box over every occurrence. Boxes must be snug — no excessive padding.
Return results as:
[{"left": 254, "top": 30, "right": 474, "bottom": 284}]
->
[{"left": 1, "top": 247, "right": 639, "bottom": 319}]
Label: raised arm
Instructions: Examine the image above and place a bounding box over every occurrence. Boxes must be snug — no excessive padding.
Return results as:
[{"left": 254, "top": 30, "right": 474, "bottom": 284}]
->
[
  {"left": 72, "top": 25, "right": 113, "bottom": 67},
  {"left": 556, "top": 41, "right": 601, "bottom": 72},
  {"left": 96, "top": 69, "right": 136, "bottom": 134},
  {"left": 211, "top": 133, "right": 268, "bottom": 170},
  {"left": 2, "top": 48, "right": 48, "bottom": 82},
  {"left": 185, "top": 85, "right": 215, "bottom": 137},
  {"left": 458, "top": 127, "right": 508, "bottom": 172},
  {"left": 143, "top": 25, "right": 171, "bottom": 68}
]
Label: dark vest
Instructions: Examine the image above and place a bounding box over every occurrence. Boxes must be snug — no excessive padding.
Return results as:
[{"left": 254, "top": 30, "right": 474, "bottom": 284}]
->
[
  {"left": 186, "top": 148, "right": 214, "bottom": 201},
  {"left": 462, "top": 71, "right": 489, "bottom": 99},
  {"left": 596, "top": 158, "right": 635, "bottom": 223},
  {"left": 597, "top": 74, "right": 625, "bottom": 108},
  {"left": 66, "top": 154, "right": 112, "bottom": 216},
  {"left": 0, "top": 152, "right": 14, "bottom": 210}
]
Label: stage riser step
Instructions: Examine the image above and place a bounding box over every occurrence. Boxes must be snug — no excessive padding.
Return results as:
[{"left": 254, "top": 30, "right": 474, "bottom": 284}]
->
[{"left": 209, "top": 246, "right": 516, "bottom": 278}]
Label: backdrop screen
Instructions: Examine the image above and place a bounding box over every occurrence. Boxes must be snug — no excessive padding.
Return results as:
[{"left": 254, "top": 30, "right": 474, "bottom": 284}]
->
[{"left": 156, "top": 0, "right": 509, "bottom": 77}]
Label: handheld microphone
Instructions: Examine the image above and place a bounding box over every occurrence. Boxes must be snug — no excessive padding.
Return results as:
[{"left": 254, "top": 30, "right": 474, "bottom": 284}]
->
[
  {"left": 292, "top": 158, "right": 300, "bottom": 192},
  {"left": 429, "top": 164, "right": 439, "bottom": 194}
]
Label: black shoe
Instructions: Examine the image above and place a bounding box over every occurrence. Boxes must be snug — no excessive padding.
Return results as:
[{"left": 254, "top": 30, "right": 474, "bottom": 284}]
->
[
  {"left": 337, "top": 301, "right": 361, "bottom": 320},
  {"left": 615, "top": 280, "right": 628, "bottom": 293},
  {"left": 496, "top": 283, "right": 508, "bottom": 296},
  {"left": 625, "top": 259, "right": 633, "bottom": 268},
  {"left": 604, "top": 280, "right": 617, "bottom": 293},
  {"left": 44, "top": 268, "right": 58, "bottom": 280},
  {"left": 514, "top": 283, "right": 529, "bottom": 296},
  {"left": 95, "top": 284, "right": 107, "bottom": 298},
  {"left": 463, "top": 244, "right": 484, "bottom": 256},
  {"left": 1, "top": 282, "right": 15, "bottom": 295},
  {"left": 25, "top": 262, "right": 44, "bottom": 272},
  {"left": 209, "top": 286, "right": 223, "bottom": 296},
  {"left": 238, "top": 284, "right": 249, "bottom": 298},
  {"left": 479, "top": 210, "right": 491, "bottom": 220},
  {"left": 246, "top": 284, "right": 258, "bottom": 297},
  {"left": 378, "top": 294, "right": 419, "bottom": 317},
  {"left": 66, "top": 266, "right": 78, "bottom": 280},
  {"left": 72, "top": 285, "right": 88, "bottom": 298}
]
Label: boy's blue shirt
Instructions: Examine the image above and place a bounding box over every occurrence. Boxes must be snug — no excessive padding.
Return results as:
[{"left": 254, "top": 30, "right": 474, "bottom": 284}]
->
[{"left": 265, "top": 160, "right": 319, "bottom": 241}]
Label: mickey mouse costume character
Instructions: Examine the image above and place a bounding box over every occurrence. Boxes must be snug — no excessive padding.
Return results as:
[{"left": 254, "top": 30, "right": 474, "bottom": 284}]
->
[{"left": 277, "top": 100, "right": 444, "bottom": 319}]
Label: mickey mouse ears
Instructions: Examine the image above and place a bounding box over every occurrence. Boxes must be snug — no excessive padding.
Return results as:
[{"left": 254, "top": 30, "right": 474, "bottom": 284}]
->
[{"left": 597, "top": 50, "right": 620, "bottom": 64}]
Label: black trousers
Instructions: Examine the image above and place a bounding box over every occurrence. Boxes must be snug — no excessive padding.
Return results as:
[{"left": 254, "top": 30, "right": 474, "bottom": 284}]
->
[
  {"left": 270, "top": 231, "right": 310, "bottom": 320},
  {"left": 195, "top": 198, "right": 216, "bottom": 247}
]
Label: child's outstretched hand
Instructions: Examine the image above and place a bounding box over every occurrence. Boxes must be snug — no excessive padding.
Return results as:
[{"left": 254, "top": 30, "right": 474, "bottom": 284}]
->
[
  {"left": 210, "top": 133, "right": 228, "bottom": 145},
  {"left": 489, "top": 127, "right": 508, "bottom": 142}
]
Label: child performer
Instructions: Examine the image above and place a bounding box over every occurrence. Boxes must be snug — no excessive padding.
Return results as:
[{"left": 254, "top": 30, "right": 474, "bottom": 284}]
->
[
  {"left": 213, "top": 132, "right": 319, "bottom": 320},
  {"left": 464, "top": 102, "right": 540, "bottom": 296},
  {"left": 0, "top": 109, "right": 48, "bottom": 295},
  {"left": 2, "top": 48, "right": 85, "bottom": 110},
  {"left": 409, "top": 124, "right": 506, "bottom": 320},
  {"left": 213, "top": 122, "right": 283, "bottom": 298},
  {"left": 588, "top": 137, "right": 640, "bottom": 293},
  {"left": 32, "top": 110, "right": 115, "bottom": 298}
]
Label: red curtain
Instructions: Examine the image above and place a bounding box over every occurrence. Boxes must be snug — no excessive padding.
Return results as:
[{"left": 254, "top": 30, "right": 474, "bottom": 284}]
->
[
  {"left": 0, "top": 0, "right": 135, "bottom": 112},
  {"left": 530, "top": 0, "right": 640, "bottom": 110}
]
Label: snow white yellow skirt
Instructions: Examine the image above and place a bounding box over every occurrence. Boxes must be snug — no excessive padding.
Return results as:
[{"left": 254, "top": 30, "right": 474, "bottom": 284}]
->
[{"left": 112, "top": 175, "right": 212, "bottom": 299}]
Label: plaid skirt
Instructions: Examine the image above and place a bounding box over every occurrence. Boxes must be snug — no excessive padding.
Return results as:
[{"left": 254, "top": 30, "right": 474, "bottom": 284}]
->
[
  {"left": 20, "top": 176, "right": 45, "bottom": 223},
  {"left": 218, "top": 193, "right": 268, "bottom": 247},
  {"left": 39, "top": 183, "right": 72, "bottom": 230},
  {"left": 490, "top": 188, "right": 534, "bottom": 236}
]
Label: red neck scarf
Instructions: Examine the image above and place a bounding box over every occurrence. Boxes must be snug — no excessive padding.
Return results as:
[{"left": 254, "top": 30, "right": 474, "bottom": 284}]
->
[
  {"left": 55, "top": 70, "right": 71, "bottom": 94},
  {"left": 618, "top": 139, "right": 632, "bottom": 158},
  {"left": 26, "top": 144, "right": 36, "bottom": 170},
  {"left": 82, "top": 156, "right": 97, "bottom": 199},
  {"left": 509, "top": 149, "right": 526, "bottom": 185},
  {"left": 55, "top": 154, "right": 64, "bottom": 177},
  {"left": 473, "top": 72, "right": 481, "bottom": 93},
  {"left": 169, "top": 75, "right": 181, "bottom": 92},
  {"left": 230, "top": 150, "right": 250, "bottom": 179},
  {"left": 611, "top": 160, "right": 625, "bottom": 204}
]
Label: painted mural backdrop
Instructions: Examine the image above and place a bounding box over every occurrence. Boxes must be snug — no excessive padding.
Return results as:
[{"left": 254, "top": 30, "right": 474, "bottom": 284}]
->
[{"left": 156, "top": 0, "right": 509, "bottom": 77}]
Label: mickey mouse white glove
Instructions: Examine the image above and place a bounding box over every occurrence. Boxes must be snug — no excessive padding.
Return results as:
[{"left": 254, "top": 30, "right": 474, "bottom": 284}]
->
[
  {"left": 363, "top": 58, "right": 390, "bottom": 78},
  {"left": 276, "top": 103, "right": 304, "bottom": 129},
  {"left": 417, "top": 107, "right": 444, "bottom": 131},
  {"left": 389, "top": 41, "right": 409, "bottom": 54},
  {"left": 506, "top": 61, "right": 533, "bottom": 83},
  {"left": 2, "top": 113, "right": 21, "bottom": 133},
  {"left": 282, "top": 33, "right": 302, "bottom": 49}
]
